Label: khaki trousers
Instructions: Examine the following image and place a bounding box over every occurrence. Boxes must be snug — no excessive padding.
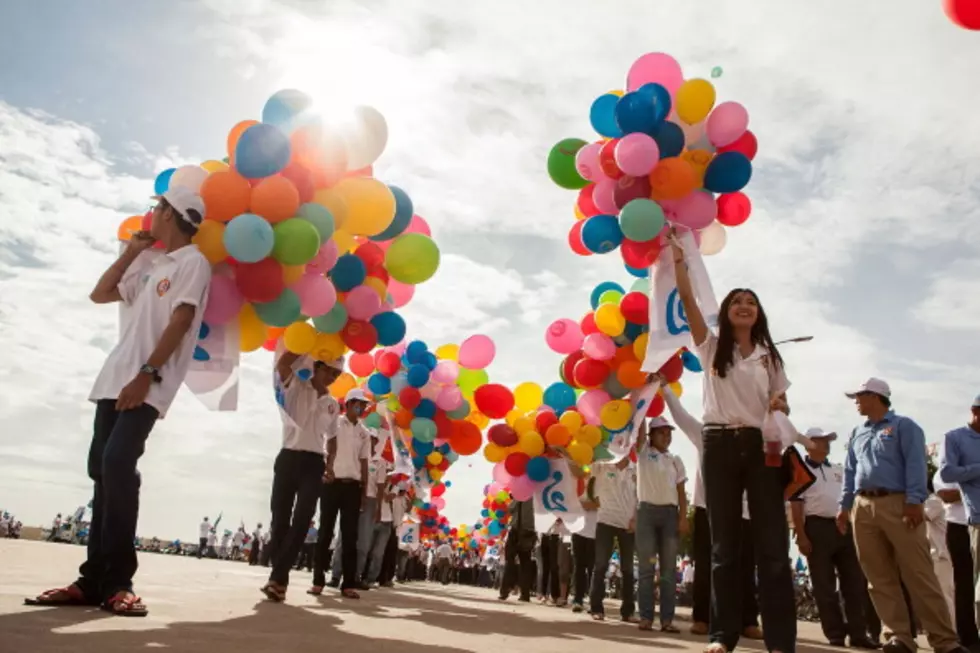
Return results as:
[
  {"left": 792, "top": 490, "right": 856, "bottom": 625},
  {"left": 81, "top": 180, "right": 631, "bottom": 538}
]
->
[{"left": 852, "top": 494, "right": 958, "bottom": 652}]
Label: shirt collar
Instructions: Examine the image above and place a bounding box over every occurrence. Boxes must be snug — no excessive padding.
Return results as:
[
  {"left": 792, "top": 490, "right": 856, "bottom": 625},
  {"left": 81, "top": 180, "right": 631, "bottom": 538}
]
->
[
  {"left": 864, "top": 410, "right": 896, "bottom": 428},
  {"left": 805, "top": 456, "right": 831, "bottom": 469}
]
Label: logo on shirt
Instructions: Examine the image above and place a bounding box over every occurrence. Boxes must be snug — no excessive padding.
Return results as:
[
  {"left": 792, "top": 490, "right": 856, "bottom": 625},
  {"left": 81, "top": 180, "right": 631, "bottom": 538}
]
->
[
  {"left": 879, "top": 427, "right": 894, "bottom": 441},
  {"left": 156, "top": 278, "right": 171, "bottom": 297}
]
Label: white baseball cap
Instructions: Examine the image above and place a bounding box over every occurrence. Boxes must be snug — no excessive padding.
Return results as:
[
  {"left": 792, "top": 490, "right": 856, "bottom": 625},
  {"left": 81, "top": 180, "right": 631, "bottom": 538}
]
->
[
  {"left": 647, "top": 417, "right": 675, "bottom": 431},
  {"left": 154, "top": 186, "right": 206, "bottom": 229},
  {"left": 845, "top": 378, "right": 891, "bottom": 399},
  {"left": 345, "top": 388, "right": 370, "bottom": 404},
  {"left": 804, "top": 427, "right": 837, "bottom": 442},
  {"left": 973, "top": 394, "right": 980, "bottom": 408}
]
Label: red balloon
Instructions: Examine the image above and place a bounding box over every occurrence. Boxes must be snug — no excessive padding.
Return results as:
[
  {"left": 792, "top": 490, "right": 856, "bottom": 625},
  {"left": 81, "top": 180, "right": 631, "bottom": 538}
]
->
[
  {"left": 613, "top": 175, "right": 652, "bottom": 210},
  {"left": 366, "top": 265, "right": 389, "bottom": 285},
  {"left": 620, "top": 238, "right": 661, "bottom": 269},
  {"left": 945, "top": 0, "right": 980, "bottom": 29},
  {"left": 280, "top": 163, "right": 315, "bottom": 203},
  {"left": 431, "top": 484, "right": 446, "bottom": 497},
  {"left": 342, "top": 320, "right": 377, "bottom": 353},
  {"left": 262, "top": 337, "right": 279, "bottom": 351},
  {"left": 598, "top": 139, "right": 625, "bottom": 180},
  {"left": 504, "top": 452, "right": 530, "bottom": 477},
  {"left": 451, "top": 420, "right": 483, "bottom": 456},
  {"left": 620, "top": 292, "right": 650, "bottom": 324},
  {"left": 568, "top": 221, "right": 591, "bottom": 256},
  {"left": 399, "top": 387, "right": 422, "bottom": 411},
  {"left": 434, "top": 412, "right": 454, "bottom": 440},
  {"left": 646, "top": 393, "right": 665, "bottom": 417},
  {"left": 716, "top": 192, "right": 752, "bottom": 227},
  {"left": 659, "top": 355, "right": 684, "bottom": 383},
  {"left": 535, "top": 411, "right": 559, "bottom": 434},
  {"left": 573, "top": 358, "right": 610, "bottom": 388},
  {"left": 488, "top": 423, "right": 519, "bottom": 447},
  {"left": 377, "top": 351, "right": 402, "bottom": 377},
  {"left": 561, "top": 351, "right": 586, "bottom": 387},
  {"left": 355, "top": 242, "right": 385, "bottom": 269},
  {"left": 235, "top": 257, "right": 284, "bottom": 303},
  {"left": 437, "top": 458, "right": 450, "bottom": 471},
  {"left": 474, "top": 384, "right": 515, "bottom": 419},
  {"left": 577, "top": 184, "right": 600, "bottom": 218},
  {"left": 580, "top": 312, "right": 599, "bottom": 336},
  {"left": 717, "top": 130, "right": 758, "bottom": 161}
]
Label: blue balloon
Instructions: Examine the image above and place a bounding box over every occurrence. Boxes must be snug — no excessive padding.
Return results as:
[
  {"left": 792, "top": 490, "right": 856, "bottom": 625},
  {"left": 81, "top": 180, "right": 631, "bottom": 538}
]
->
[
  {"left": 261, "top": 89, "right": 313, "bottom": 132},
  {"left": 234, "top": 123, "right": 291, "bottom": 179},
  {"left": 682, "top": 349, "right": 703, "bottom": 373},
  {"left": 423, "top": 352, "right": 437, "bottom": 370},
  {"left": 488, "top": 521, "right": 502, "bottom": 536},
  {"left": 447, "top": 399, "right": 470, "bottom": 420},
  {"left": 543, "top": 382, "right": 576, "bottom": 414},
  {"left": 415, "top": 398, "right": 436, "bottom": 420},
  {"left": 614, "top": 91, "right": 663, "bottom": 136},
  {"left": 413, "top": 440, "right": 434, "bottom": 456},
  {"left": 371, "top": 312, "right": 406, "bottom": 347},
  {"left": 625, "top": 264, "right": 649, "bottom": 278},
  {"left": 590, "top": 281, "right": 626, "bottom": 309},
  {"left": 330, "top": 254, "right": 366, "bottom": 292},
  {"left": 526, "top": 456, "right": 552, "bottom": 482},
  {"left": 406, "top": 341, "right": 429, "bottom": 364},
  {"left": 636, "top": 83, "right": 672, "bottom": 124},
  {"left": 703, "top": 152, "right": 752, "bottom": 193},
  {"left": 367, "top": 373, "right": 391, "bottom": 396},
  {"left": 412, "top": 455, "right": 426, "bottom": 469},
  {"left": 624, "top": 321, "right": 644, "bottom": 341},
  {"left": 406, "top": 364, "right": 430, "bottom": 388},
  {"left": 223, "top": 213, "right": 274, "bottom": 263},
  {"left": 653, "top": 121, "right": 685, "bottom": 159},
  {"left": 581, "top": 215, "right": 623, "bottom": 254},
  {"left": 154, "top": 168, "right": 175, "bottom": 195},
  {"left": 370, "top": 185, "right": 414, "bottom": 242},
  {"left": 589, "top": 93, "right": 623, "bottom": 139},
  {"left": 445, "top": 481, "right": 452, "bottom": 488},
  {"left": 481, "top": 509, "right": 490, "bottom": 518},
  {"left": 411, "top": 417, "right": 437, "bottom": 442}
]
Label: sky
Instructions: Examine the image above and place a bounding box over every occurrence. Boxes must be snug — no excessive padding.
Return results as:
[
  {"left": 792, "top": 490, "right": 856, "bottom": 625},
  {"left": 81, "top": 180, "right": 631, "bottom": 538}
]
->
[{"left": 1, "top": 0, "right": 979, "bottom": 541}]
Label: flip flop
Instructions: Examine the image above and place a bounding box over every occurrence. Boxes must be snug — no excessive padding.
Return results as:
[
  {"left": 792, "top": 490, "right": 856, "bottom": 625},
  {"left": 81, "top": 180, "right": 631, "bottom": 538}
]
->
[
  {"left": 24, "top": 584, "right": 94, "bottom": 607},
  {"left": 260, "top": 583, "right": 286, "bottom": 602},
  {"left": 341, "top": 589, "right": 360, "bottom": 600},
  {"left": 307, "top": 586, "right": 323, "bottom": 596},
  {"left": 661, "top": 623, "right": 681, "bottom": 634},
  {"left": 102, "top": 591, "right": 148, "bottom": 617}
]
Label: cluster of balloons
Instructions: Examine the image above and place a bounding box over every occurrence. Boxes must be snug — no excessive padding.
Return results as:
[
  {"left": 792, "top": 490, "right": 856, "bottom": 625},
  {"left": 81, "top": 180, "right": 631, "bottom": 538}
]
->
[
  {"left": 548, "top": 52, "right": 758, "bottom": 270},
  {"left": 476, "top": 481, "right": 513, "bottom": 538},
  {"left": 118, "top": 89, "right": 441, "bottom": 363}
]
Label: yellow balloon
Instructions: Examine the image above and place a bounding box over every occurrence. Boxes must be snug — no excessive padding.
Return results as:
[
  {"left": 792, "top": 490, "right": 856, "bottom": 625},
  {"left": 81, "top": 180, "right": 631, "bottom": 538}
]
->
[
  {"left": 313, "top": 188, "right": 349, "bottom": 231},
  {"left": 594, "top": 304, "right": 626, "bottom": 337},
  {"left": 193, "top": 220, "right": 227, "bottom": 265},
  {"left": 282, "top": 264, "right": 306, "bottom": 286},
  {"left": 201, "top": 159, "right": 229, "bottom": 173},
  {"left": 567, "top": 441, "right": 594, "bottom": 466},
  {"left": 332, "top": 229, "right": 356, "bottom": 254},
  {"left": 312, "top": 332, "right": 346, "bottom": 361},
  {"left": 283, "top": 322, "right": 316, "bottom": 354},
  {"left": 606, "top": 89, "right": 625, "bottom": 97},
  {"left": 386, "top": 397, "right": 401, "bottom": 412},
  {"left": 505, "top": 409, "right": 524, "bottom": 427},
  {"left": 577, "top": 424, "right": 602, "bottom": 448},
  {"left": 430, "top": 469, "right": 443, "bottom": 482},
  {"left": 682, "top": 149, "right": 714, "bottom": 187},
  {"left": 468, "top": 410, "right": 490, "bottom": 430},
  {"left": 239, "top": 304, "right": 267, "bottom": 352},
  {"left": 435, "top": 343, "right": 459, "bottom": 361},
  {"left": 427, "top": 451, "right": 443, "bottom": 465},
  {"left": 514, "top": 381, "right": 544, "bottom": 413},
  {"left": 676, "top": 78, "right": 717, "bottom": 125},
  {"left": 333, "top": 177, "right": 396, "bottom": 237},
  {"left": 330, "top": 372, "right": 356, "bottom": 400},
  {"left": 559, "top": 410, "right": 584, "bottom": 432},
  {"left": 513, "top": 416, "right": 536, "bottom": 436},
  {"left": 363, "top": 275, "right": 388, "bottom": 300},
  {"left": 633, "top": 333, "right": 649, "bottom": 360},
  {"left": 669, "top": 381, "right": 684, "bottom": 398},
  {"left": 600, "top": 400, "right": 632, "bottom": 431},
  {"left": 518, "top": 431, "right": 545, "bottom": 457},
  {"left": 484, "top": 442, "right": 507, "bottom": 464}
]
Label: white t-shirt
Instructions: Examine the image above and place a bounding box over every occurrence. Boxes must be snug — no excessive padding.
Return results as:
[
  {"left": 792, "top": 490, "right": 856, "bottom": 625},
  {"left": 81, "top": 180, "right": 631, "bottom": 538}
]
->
[
  {"left": 199, "top": 521, "right": 210, "bottom": 538},
  {"left": 366, "top": 453, "right": 389, "bottom": 498},
  {"left": 636, "top": 442, "right": 686, "bottom": 506},
  {"left": 89, "top": 245, "right": 211, "bottom": 417},
  {"left": 329, "top": 417, "right": 371, "bottom": 481},
  {"left": 233, "top": 530, "right": 244, "bottom": 546},
  {"left": 207, "top": 532, "right": 216, "bottom": 546},
  {"left": 279, "top": 371, "right": 339, "bottom": 454},
  {"left": 797, "top": 460, "right": 844, "bottom": 519},
  {"left": 579, "top": 509, "right": 598, "bottom": 539},
  {"left": 435, "top": 543, "right": 453, "bottom": 560},
  {"left": 924, "top": 494, "right": 951, "bottom": 561},
  {"left": 933, "top": 471, "right": 968, "bottom": 525},
  {"left": 593, "top": 462, "right": 637, "bottom": 529},
  {"left": 695, "top": 333, "right": 790, "bottom": 428}
]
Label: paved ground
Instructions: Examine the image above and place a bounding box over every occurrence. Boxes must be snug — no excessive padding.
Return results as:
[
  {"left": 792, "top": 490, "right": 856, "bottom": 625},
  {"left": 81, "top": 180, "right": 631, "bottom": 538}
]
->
[{"left": 2, "top": 539, "right": 837, "bottom": 653}]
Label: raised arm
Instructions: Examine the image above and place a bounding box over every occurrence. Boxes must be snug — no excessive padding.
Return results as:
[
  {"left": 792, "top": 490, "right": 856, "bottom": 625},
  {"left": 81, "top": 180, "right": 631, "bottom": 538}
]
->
[
  {"left": 940, "top": 433, "right": 980, "bottom": 483},
  {"left": 90, "top": 235, "right": 154, "bottom": 304},
  {"left": 277, "top": 352, "right": 301, "bottom": 386},
  {"left": 660, "top": 382, "right": 702, "bottom": 448},
  {"left": 669, "top": 233, "right": 709, "bottom": 347}
]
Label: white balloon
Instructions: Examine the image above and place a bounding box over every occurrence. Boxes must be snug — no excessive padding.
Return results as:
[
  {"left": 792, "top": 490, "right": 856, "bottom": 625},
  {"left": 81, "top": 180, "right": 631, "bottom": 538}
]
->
[
  {"left": 699, "top": 221, "right": 727, "bottom": 256},
  {"left": 169, "top": 165, "right": 209, "bottom": 193},
  {"left": 344, "top": 105, "right": 388, "bottom": 170}
]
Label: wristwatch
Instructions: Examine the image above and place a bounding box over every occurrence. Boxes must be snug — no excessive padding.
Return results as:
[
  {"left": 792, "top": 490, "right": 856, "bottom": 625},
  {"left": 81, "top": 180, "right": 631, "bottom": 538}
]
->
[{"left": 139, "top": 364, "right": 162, "bottom": 383}]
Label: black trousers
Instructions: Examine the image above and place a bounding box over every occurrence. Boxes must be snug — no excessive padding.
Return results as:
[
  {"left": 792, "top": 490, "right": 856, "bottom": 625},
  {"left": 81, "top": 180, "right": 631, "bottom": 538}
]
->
[
  {"left": 572, "top": 534, "right": 595, "bottom": 606},
  {"left": 500, "top": 529, "right": 536, "bottom": 600},
  {"left": 539, "top": 533, "right": 561, "bottom": 600},
  {"left": 379, "top": 527, "right": 398, "bottom": 584},
  {"left": 249, "top": 540, "right": 261, "bottom": 565},
  {"left": 590, "top": 522, "right": 636, "bottom": 617},
  {"left": 296, "top": 543, "right": 315, "bottom": 571},
  {"left": 268, "top": 449, "right": 324, "bottom": 586},
  {"left": 692, "top": 507, "right": 760, "bottom": 627},
  {"left": 804, "top": 516, "right": 869, "bottom": 642},
  {"left": 197, "top": 537, "right": 207, "bottom": 559},
  {"left": 948, "top": 522, "right": 980, "bottom": 646},
  {"left": 76, "top": 400, "right": 158, "bottom": 602},
  {"left": 312, "top": 479, "right": 361, "bottom": 590},
  {"left": 703, "top": 427, "right": 796, "bottom": 653}
]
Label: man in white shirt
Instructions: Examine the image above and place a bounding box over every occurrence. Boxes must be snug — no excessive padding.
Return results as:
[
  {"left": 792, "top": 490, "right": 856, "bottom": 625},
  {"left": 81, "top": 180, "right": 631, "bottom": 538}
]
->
[
  {"left": 232, "top": 527, "right": 245, "bottom": 560},
  {"left": 261, "top": 351, "right": 342, "bottom": 601},
  {"left": 435, "top": 538, "right": 454, "bottom": 584},
  {"left": 790, "top": 428, "right": 877, "bottom": 648},
  {"left": 933, "top": 469, "right": 979, "bottom": 648},
  {"left": 310, "top": 389, "right": 372, "bottom": 599},
  {"left": 589, "top": 455, "right": 638, "bottom": 621},
  {"left": 26, "top": 187, "right": 210, "bottom": 617},
  {"left": 364, "top": 472, "right": 397, "bottom": 586},
  {"left": 197, "top": 517, "right": 210, "bottom": 559},
  {"left": 49, "top": 514, "right": 63, "bottom": 541}
]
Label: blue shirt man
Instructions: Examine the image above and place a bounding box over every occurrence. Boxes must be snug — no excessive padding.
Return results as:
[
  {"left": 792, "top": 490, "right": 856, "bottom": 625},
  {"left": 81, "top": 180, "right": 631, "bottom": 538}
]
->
[{"left": 938, "top": 394, "right": 980, "bottom": 524}]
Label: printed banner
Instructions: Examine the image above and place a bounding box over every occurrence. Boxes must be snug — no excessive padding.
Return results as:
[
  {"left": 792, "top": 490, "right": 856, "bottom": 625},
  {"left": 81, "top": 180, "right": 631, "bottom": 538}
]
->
[
  {"left": 532, "top": 458, "right": 586, "bottom": 534},
  {"left": 397, "top": 521, "right": 419, "bottom": 551},
  {"left": 606, "top": 380, "right": 662, "bottom": 463},
  {"left": 378, "top": 405, "right": 416, "bottom": 477}
]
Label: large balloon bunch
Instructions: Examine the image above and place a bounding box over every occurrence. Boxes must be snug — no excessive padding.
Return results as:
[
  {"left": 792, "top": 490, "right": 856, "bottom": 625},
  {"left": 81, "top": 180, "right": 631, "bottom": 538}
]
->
[
  {"left": 548, "top": 52, "right": 757, "bottom": 271},
  {"left": 119, "top": 89, "right": 440, "bottom": 362}
]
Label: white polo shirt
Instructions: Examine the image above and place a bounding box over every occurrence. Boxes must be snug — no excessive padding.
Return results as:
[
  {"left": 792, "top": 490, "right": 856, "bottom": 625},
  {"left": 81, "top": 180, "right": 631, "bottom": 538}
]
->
[
  {"left": 579, "top": 509, "right": 598, "bottom": 539},
  {"left": 279, "top": 372, "right": 339, "bottom": 455},
  {"left": 366, "top": 453, "right": 389, "bottom": 498},
  {"left": 695, "top": 333, "right": 790, "bottom": 428},
  {"left": 199, "top": 521, "right": 209, "bottom": 539},
  {"left": 90, "top": 245, "right": 211, "bottom": 417},
  {"left": 924, "top": 494, "right": 951, "bottom": 561},
  {"left": 593, "top": 462, "right": 637, "bottom": 530},
  {"left": 796, "top": 458, "right": 843, "bottom": 519},
  {"left": 636, "top": 442, "right": 686, "bottom": 506},
  {"left": 933, "top": 471, "right": 968, "bottom": 525},
  {"left": 329, "top": 416, "right": 371, "bottom": 481}
]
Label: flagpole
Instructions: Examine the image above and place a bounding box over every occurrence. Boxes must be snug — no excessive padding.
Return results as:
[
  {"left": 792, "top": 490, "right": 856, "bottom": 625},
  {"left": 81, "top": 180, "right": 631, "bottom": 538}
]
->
[{"left": 774, "top": 336, "right": 814, "bottom": 346}]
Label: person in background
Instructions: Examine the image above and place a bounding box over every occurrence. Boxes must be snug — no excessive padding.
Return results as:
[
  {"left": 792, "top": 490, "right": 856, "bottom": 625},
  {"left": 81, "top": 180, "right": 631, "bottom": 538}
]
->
[
  {"left": 49, "top": 514, "right": 63, "bottom": 542},
  {"left": 556, "top": 526, "right": 573, "bottom": 607},
  {"left": 933, "top": 465, "right": 979, "bottom": 649},
  {"left": 296, "top": 522, "right": 317, "bottom": 572},
  {"left": 249, "top": 523, "right": 263, "bottom": 566},
  {"left": 635, "top": 416, "right": 687, "bottom": 633},
  {"left": 364, "top": 477, "right": 397, "bottom": 586},
  {"left": 206, "top": 528, "right": 217, "bottom": 558},
  {"left": 219, "top": 530, "right": 231, "bottom": 559},
  {"left": 198, "top": 517, "right": 210, "bottom": 559},
  {"left": 499, "top": 498, "right": 537, "bottom": 602},
  {"left": 589, "top": 452, "right": 638, "bottom": 622},
  {"left": 435, "top": 538, "right": 453, "bottom": 584},
  {"left": 924, "top": 476, "right": 955, "bottom": 628},
  {"left": 330, "top": 428, "right": 383, "bottom": 590},
  {"left": 538, "top": 519, "right": 565, "bottom": 605},
  {"left": 232, "top": 527, "right": 245, "bottom": 561},
  {"left": 841, "top": 378, "right": 963, "bottom": 653},
  {"left": 571, "top": 476, "right": 598, "bottom": 613},
  {"left": 791, "top": 428, "right": 877, "bottom": 649}
]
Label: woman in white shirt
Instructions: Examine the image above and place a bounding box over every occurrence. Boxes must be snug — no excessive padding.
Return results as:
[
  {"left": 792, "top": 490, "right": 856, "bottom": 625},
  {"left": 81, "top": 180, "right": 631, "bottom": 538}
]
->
[{"left": 671, "top": 237, "right": 796, "bottom": 653}]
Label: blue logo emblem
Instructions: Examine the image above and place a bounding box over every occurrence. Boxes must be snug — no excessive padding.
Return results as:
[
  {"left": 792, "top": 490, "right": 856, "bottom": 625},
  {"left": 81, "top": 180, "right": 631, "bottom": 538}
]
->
[
  {"left": 542, "top": 470, "right": 568, "bottom": 513},
  {"left": 665, "top": 288, "right": 690, "bottom": 336}
]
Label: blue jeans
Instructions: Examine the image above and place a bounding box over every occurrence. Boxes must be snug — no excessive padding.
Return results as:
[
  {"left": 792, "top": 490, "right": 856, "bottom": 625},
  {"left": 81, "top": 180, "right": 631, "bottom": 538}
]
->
[
  {"left": 636, "top": 503, "right": 679, "bottom": 624},
  {"left": 365, "top": 522, "right": 392, "bottom": 583}
]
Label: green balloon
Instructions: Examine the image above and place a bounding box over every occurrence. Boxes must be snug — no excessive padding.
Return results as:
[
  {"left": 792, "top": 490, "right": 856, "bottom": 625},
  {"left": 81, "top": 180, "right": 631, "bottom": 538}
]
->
[
  {"left": 254, "top": 289, "right": 301, "bottom": 327},
  {"left": 547, "top": 138, "right": 588, "bottom": 190},
  {"left": 272, "top": 218, "right": 320, "bottom": 266},
  {"left": 385, "top": 233, "right": 440, "bottom": 284},
  {"left": 630, "top": 278, "right": 647, "bottom": 293},
  {"left": 598, "top": 289, "right": 623, "bottom": 305},
  {"left": 312, "top": 302, "right": 347, "bottom": 334},
  {"left": 711, "top": 66, "right": 723, "bottom": 79},
  {"left": 296, "top": 203, "right": 335, "bottom": 242},
  {"left": 411, "top": 417, "right": 437, "bottom": 443},
  {"left": 458, "top": 368, "right": 489, "bottom": 395},
  {"left": 363, "top": 412, "right": 382, "bottom": 429},
  {"left": 447, "top": 399, "right": 470, "bottom": 420},
  {"left": 619, "top": 198, "right": 666, "bottom": 242}
]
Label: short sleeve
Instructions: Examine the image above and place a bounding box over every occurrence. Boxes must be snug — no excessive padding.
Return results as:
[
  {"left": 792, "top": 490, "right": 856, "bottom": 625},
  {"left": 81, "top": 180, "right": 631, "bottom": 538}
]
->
[
  {"left": 673, "top": 456, "right": 687, "bottom": 484},
  {"left": 118, "top": 251, "right": 156, "bottom": 305},
  {"left": 168, "top": 253, "right": 212, "bottom": 312},
  {"left": 768, "top": 356, "right": 791, "bottom": 397},
  {"left": 694, "top": 332, "right": 717, "bottom": 372}
]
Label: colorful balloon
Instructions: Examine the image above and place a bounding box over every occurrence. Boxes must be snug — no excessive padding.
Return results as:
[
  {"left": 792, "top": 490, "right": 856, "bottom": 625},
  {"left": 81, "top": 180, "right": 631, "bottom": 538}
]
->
[
  {"left": 675, "top": 79, "right": 716, "bottom": 125},
  {"left": 459, "top": 334, "right": 496, "bottom": 370},
  {"left": 614, "top": 133, "right": 660, "bottom": 177},
  {"left": 706, "top": 101, "right": 749, "bottom": 148},
  {"left": 385, "top": 233, "right": 440, "bottom": 284},
  {"left": 547, "top": 138, "right": 589, "bottom": 190},
  {"left": 235, "top": 123, "right": 291, "bottom": 179},
  {"left": 703, "top": 152, "right": 752, "bottom": 194}
]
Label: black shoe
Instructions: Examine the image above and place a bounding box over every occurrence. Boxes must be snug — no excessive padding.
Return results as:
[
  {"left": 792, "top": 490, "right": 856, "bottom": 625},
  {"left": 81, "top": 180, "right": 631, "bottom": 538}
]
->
[
  {"left": 326, "top": 579, "right": 340, "bottom": 588},
  {"left": 850, "top": 637, "right": 881, "bottom": 650},
  {"left": 518, "top": 596, "right": 531, "bottom": 603},
  {"left": 882, "top": 639, "right": 914, "bottom": 653}
]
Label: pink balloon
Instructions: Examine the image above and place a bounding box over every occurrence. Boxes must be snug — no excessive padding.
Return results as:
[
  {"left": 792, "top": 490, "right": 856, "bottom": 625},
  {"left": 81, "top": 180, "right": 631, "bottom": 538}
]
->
[
  {"left": 582, "top": 333, "right": 616, "bottom": 361},
  {"left": 706, "top": 102, "right": 749, "bottom": 148},
  {"left": 614, "top": 133, "right": 660, "bottom": 177},
  {"left": 406, "top": 215, "right": 431, "bottom": 237},
  {"left": 575, "top": 142, "right": 603, "bottom": 181},
  {"left": 432, "top": 497, "right": 446, "bottom": 510},
  {"left": 458, "top": 334, "right": 495, "bottom": 370},
  {"left": 345, "top": 285, "right": 381, "bottom": 320},
  {"left": 388, "top": 340, "right": 407, "bottom": 356},
  {"left": 291, "top": 272, "right": 337, "bottom": 317},
  {"left": 545, "top": 318, "right": 584, "bottom": 355},
  {"left": 203, "top": 275, "right": 243, "bottom": 325},
  {"left": 593, "top": 177, "right": 619, "bottom": 215},
  {"left": 432, "top": 359, "right": 460, "bottom": 384},
  {"left": 672, "top": 191, "right": 718, "bottom": 230},
  {"left": 307, "top": 240, "right": 338, "bottom": 273},
  {"left": 493, "top": 462, "right": 512, "bottom": 487},
  {"left": 436, "top": 385, "right": 463, "bottom": 411},
  {"left": 626, "top": 52, "right": 684, "bottom": 96},
  {"left": 577, "top": 389, "right": 612, "bottom": 426},
  {"left": 508, "top": 473, "right": 536, "bottom": 501},
  {"left": 420, "top": 384, "right": 441, "bottom": 402},
  {"left": 387, "top": 279, "right": 415, "bottom": 308}
]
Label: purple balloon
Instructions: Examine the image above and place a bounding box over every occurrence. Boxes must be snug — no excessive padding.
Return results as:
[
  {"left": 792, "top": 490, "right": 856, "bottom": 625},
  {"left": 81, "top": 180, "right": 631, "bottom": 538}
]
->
[{"left": 613, "top": 175, "right": 652, "bottom": 210}]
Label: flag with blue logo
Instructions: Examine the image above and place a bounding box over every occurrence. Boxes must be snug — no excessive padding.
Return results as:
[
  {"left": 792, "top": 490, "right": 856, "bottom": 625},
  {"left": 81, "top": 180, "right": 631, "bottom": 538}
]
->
[
  {"left": 606, "top": 380, "right": 661, "bottom": 462},
  {"left": 532, "top": 458, "right": 586, "bottom": 534},
  {"left": 397, "top": 521, "right": 419, "bottom": 551}
]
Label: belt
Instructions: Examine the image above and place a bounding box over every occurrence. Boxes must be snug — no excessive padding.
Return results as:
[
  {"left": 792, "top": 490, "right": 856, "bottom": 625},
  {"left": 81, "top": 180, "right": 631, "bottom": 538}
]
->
[
  {"left": 703, "top": 425, "right": 760, "bottom": 435},
  {"left": 856, "top": 489, "right": 902, "bottom": 498},
  {"left": 333, "top": 478, "right": 362, "bottom": 484}
]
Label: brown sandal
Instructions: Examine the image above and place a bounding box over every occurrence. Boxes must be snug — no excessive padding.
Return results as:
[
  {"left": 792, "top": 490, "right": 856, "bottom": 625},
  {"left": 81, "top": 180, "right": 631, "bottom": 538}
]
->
[
  {"left": 307, "top": 585, "right": 323, "bottom": 596},
  {"left": 25, "top": 584, "right": 94, "bottom": 607},
  {"left": 341, "top": 588, "right": 360, "bottom": 599},
  {"left": 638, "top": 619, "right": 654, "bottom": 631},
  {"left": 102, "top": 591, "right": 148, "bottom": 617},
  {"left": 661, "top": 623, "right": 681, "bottom": 633},
  {"left": 260, "top": 582, "right": 286, "bottom": 602}
]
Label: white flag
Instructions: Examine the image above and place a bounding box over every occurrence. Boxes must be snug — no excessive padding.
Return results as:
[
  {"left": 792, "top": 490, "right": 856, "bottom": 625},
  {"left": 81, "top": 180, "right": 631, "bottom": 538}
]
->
[
  {"left": 397, "top": 521, "right": 419, "bottom": 551},
  {"left": 606, "top": 380, "right": 662, "bottom": 462},
  {"left": 532, "top": 459, "right": 586, "bottom": 533}
]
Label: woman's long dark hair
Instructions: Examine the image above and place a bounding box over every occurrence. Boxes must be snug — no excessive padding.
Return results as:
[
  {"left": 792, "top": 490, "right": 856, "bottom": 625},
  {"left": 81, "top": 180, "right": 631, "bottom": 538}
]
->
[{"left": 712, "top": 288, "right": 784, "bottom": 378}]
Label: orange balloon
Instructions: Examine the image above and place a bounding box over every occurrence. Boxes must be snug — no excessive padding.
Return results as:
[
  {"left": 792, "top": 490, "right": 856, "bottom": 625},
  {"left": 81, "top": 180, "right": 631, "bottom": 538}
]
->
[
  {"left": 267, "top": 326, "right": 287, "bottom": 340},
  {"left": 200, "top": 170, "right": 252, "bottom": 223},
  {"left": 227, "top": 120, "right": 259, "bottom": 159},
  {"left": 395, "top": 409, "right": 414, "bottom": 429},
  {"left": 649, "top": 157, "right": 698, "bottom": 201},
  {"left": 250, "top": 176, "right": 300, "bottom": 224},
  {"left": 117, "top": 215, "right": 143, "bottom": 242},
  {"left": 617, "top": 360, "right": 648, "bottom": 389},
  {"left": 451, "top": 420, "right": 484, "bottom": 456},
  {"left": 192, "top": 220, "right": 227, "bottom": 264},
  {"left": 682, "top": 149, "right": 714, "bottom": 187},
  {"left": 614, "top": 343, "right": 638, "bottom": 365},
  {"left": 545, "top": 424, "right": 572, "bottom": 447},
  {"left": 291, "top": 123, "right": 347, "bottom": 189}
]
